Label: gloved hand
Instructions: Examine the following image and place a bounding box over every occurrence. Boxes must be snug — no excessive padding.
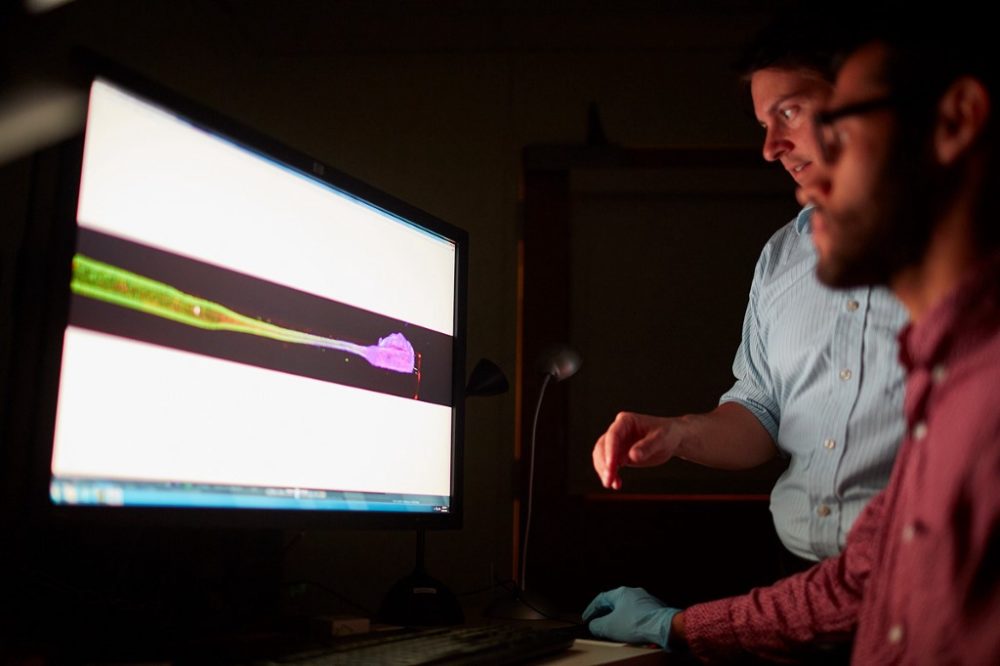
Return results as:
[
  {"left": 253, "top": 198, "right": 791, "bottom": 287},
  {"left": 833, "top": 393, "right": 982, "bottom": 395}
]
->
[{"left": 582, "top": 586, "right": 681, "bottom": 650}]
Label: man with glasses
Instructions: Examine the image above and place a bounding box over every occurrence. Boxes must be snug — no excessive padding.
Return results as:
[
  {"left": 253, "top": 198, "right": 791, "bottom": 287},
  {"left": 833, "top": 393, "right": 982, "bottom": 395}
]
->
[
  {"left": 586, "top": 12, "right": 1000, "bottom": 663},
  {"left": 592, "top": 14, "right": 907, "bottom": 572}
]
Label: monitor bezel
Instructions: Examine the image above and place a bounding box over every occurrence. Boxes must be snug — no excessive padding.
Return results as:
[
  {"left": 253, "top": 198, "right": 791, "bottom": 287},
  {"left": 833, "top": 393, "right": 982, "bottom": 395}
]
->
[{"left": 18, "top": 63, "right": 468, "bottom": 532}]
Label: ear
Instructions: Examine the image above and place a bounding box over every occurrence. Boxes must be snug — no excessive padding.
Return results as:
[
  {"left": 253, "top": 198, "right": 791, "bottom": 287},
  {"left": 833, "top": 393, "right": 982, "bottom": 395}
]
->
[{"left": 935, "top": 76, "right": 991, "bottom": 165}]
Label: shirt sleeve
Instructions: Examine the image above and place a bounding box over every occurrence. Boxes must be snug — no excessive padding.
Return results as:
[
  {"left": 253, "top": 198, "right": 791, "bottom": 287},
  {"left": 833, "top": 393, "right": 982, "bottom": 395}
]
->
[
  {"left": 719, "top": 242, "right": 781, "bottom": 443},
  {"left": 682, "top": 489, "right": 885, "bottom": 663}
]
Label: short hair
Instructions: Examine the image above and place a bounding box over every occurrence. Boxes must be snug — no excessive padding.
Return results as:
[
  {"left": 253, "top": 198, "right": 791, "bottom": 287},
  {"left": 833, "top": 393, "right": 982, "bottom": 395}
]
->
[
  {"left": 847, "top": 10, "right": 995, "bottom": 110},
  {"left": 735, "top": 9, "right": 843, "bottom": 83}
]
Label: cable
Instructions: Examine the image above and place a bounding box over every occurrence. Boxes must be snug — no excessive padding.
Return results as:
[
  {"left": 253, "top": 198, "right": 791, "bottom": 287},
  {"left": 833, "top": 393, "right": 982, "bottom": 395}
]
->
[{"left": 520, "top": 372, "right": 552, "bottom": 593}]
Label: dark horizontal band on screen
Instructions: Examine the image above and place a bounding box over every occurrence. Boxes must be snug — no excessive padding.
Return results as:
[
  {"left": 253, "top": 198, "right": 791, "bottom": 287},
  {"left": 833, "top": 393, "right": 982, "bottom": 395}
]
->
[{"left": 71, "top": 227, "right": 454, "bottom": 406}]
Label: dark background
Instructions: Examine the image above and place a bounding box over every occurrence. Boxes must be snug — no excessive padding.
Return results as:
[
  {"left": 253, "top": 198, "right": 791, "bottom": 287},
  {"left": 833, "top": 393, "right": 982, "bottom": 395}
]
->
[{"left": 0, "top": 0, "right": 804, "bottom": 659}]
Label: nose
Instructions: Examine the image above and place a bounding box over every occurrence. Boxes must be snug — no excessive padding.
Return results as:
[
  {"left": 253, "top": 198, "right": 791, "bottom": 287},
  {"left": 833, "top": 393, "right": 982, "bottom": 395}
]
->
[{"left": 762, "top": 125, "right": 792, "bottom": 162}]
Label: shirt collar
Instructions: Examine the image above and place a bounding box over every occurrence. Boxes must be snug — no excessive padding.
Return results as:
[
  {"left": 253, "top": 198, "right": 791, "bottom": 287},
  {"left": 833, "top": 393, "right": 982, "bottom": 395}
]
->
[
  {"left": 898, "top": 251, "right": 1000, "bottom": 372},
  {"left": 794, "top": 206, "right": 814, "bottom": 235}
]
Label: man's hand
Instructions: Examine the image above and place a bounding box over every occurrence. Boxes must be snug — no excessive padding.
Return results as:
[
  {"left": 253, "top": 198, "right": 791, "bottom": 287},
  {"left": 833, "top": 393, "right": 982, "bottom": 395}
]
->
[
  {"left": 592, "top": 404, "right": 778, "bottom": 488},
  {"left": 592, "top": 412, "right": 681, "bottom": 490},
  {"left": 582, "top": 586, "right": 681, "bottom": 650}
]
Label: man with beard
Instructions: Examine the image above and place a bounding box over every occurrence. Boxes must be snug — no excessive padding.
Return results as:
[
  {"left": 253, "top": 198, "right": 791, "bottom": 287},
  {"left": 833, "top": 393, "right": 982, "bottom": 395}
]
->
[
  {"left": 584, "top": 14, "right": 1000, "bottom": 664},
  {"left": 592, "top": 11, "right": 907, "bottom": 573}
]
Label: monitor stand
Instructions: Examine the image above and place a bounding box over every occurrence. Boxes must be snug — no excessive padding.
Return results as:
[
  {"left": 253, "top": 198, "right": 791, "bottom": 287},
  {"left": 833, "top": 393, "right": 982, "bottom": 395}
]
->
[{"left": 376, "top": 529, "right": 463, "bottom": 626}]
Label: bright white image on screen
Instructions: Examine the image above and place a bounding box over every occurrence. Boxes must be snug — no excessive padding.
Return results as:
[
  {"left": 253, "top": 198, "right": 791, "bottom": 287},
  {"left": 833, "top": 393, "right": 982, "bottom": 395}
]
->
[
  {"left": 53, "top": 328, "right": 452, "bottom": 496},
  {"left": 76, "top": 78, "right": 455, "bottom": 335}
]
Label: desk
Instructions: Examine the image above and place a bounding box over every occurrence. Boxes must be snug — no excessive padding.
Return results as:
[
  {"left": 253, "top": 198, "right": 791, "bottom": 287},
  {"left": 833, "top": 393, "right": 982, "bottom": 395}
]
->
[{"left": 537, "top": 639, "right": 672, "bottom": 664}]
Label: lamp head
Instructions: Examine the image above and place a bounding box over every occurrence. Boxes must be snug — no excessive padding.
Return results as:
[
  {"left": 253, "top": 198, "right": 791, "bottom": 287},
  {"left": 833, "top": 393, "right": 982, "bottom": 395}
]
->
[{"left": 537, "top": 345, "right": 582, "bottom": 382}]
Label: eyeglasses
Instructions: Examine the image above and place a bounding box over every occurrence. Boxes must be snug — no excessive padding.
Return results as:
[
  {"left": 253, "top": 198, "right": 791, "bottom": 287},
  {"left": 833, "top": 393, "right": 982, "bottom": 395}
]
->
[{"left": 813, "top": 96, "right": 898, "bottom": 163}]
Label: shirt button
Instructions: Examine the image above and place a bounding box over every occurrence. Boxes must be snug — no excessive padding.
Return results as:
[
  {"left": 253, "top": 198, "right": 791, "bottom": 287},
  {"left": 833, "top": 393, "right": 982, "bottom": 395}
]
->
[
  {"left": 932, "top": 364, "right": 947, "bottom": 384},
  {"left": 823, "top": 438, "right": 836, "bottom": 450},
  {"left": 901, "top": 524, "right": 916, "bottom": 542},
  {"left": 817, "top": 504, "right": 831, "bottom": 517},
  {"left": 912, "top": 422, "right": 928, "bottom": 440},
  {"left": 846, "top": 299, "right": 860, "bottom": 311},
  {"left": 888, "top": 624, "right": 904, "bottom": 644},
  {"left": 839, "top": 368, "right": 853, "bottom": 381}
]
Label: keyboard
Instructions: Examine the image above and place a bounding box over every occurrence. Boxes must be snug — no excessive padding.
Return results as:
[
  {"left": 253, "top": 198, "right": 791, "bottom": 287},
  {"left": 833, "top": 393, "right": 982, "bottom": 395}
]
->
[{"left": 262, "top": 623, "right": 578, "bottom": 665}]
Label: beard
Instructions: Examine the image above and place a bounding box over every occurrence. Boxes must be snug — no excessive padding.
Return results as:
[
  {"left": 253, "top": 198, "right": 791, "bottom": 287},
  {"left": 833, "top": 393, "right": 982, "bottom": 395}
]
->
[{"left": 815, "top": 126, "right": 946, "bottom": 289}]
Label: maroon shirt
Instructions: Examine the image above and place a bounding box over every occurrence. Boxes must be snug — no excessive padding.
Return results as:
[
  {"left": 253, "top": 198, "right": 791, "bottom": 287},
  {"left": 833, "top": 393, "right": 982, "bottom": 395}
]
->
[{"left": 684, "top": 255, "right": 1000, "bottom": 664}]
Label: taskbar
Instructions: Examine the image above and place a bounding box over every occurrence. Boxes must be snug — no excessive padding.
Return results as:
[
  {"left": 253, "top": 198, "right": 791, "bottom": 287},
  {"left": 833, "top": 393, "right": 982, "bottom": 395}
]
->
[{"left": 49, "top": 477, "right": 450, "bottom": 513}]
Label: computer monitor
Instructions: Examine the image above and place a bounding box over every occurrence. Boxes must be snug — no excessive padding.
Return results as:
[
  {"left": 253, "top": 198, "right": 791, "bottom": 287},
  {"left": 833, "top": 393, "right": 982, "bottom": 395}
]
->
[{"left": 21, "top": 70, "right": 467, "bottom": 531}]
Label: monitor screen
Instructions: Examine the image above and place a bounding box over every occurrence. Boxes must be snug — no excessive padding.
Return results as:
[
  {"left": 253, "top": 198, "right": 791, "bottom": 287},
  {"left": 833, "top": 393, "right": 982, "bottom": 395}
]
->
[{"left": 41, "top": 75, "right": 466, "bottom": 527}]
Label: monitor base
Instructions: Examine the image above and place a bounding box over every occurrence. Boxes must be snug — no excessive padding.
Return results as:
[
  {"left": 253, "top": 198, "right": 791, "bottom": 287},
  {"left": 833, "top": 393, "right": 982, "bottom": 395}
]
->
[
  {"left": 377, "top": 569, "right": 463, "bottom": 626},
  {"left": 376, "top": 530, "right": 463, "bottom": 627}
]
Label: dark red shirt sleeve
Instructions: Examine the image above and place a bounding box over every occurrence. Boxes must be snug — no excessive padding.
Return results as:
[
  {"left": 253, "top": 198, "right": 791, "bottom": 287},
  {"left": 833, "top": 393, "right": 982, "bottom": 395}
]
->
[{"left": 683, "top": 490, "right": 883, "bottom": 663}]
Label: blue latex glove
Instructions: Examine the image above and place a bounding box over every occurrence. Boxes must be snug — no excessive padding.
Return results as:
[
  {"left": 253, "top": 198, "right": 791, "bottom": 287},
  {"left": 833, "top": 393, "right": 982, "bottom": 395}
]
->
[{"left": 582, "top": 586, "right": 680, "bottom": 650}]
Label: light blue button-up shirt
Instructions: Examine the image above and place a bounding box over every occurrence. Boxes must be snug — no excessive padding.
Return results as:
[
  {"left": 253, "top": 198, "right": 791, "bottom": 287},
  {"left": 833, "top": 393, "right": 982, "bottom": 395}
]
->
[{"left": 720, "top": 207, "right": 908, "bottom": 561}]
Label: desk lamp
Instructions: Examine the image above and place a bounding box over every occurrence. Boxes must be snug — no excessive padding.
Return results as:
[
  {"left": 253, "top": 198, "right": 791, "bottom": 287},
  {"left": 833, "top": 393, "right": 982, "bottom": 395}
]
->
[{"left": 488, "top": 344, "right": 581, "bottom": 620}]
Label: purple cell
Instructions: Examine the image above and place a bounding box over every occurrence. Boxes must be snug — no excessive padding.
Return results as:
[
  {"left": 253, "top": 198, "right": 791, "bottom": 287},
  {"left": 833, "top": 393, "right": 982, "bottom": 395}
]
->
[{"left": 361, "top": 332, "right": 416, "bottom": 373}]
